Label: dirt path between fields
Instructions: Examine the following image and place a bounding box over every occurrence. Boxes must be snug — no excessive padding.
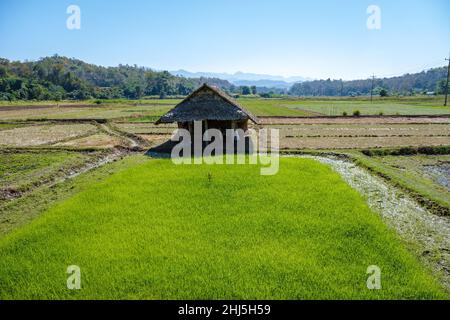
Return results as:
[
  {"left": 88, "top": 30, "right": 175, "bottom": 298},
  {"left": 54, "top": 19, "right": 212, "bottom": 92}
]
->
[
  {"left": 298, "top": 155, "right": 450, "bottom": 291},
  {"left": 97, "top": 123, "right": 139, "bottom": 149},
  {"left": 100, "top": 122, "right": 150, "bottom": 150}
]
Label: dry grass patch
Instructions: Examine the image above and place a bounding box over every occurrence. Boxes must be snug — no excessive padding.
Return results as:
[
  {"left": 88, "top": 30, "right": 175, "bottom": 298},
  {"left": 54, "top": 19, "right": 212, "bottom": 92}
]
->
[
  {"left": 137, "top": 134, "right": 172, "bottom": 147},
  {"left": 114, "top": 122, "right": 176, "bottom": 135},
  {"left": 281, "top": 136, "right": 450, "bottom": 150},
  {"left": 55, "top": 134, "right": 124, "bottom": 149},
  {"left": 0, "top": 124, "right": 97, "bottom": 147},
  {"left": 275, "top": 124, "right": 450, "bottom": 138}
]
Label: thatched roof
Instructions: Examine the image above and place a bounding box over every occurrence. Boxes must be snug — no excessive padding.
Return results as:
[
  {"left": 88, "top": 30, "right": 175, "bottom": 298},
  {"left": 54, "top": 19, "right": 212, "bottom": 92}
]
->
[{"left": 155, "top": 84, "right": 259, "bottom": 124}]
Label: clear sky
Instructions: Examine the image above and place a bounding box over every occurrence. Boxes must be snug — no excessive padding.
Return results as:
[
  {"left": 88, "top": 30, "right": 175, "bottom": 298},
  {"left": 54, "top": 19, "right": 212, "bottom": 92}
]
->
[{"left": 0, "top": 0, "right": 449, "bottom": 80}]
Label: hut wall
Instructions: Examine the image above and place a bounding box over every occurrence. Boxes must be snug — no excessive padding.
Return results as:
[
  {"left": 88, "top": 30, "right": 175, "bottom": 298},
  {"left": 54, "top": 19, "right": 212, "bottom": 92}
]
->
[{"left": 177, "top": 119, "right": 248, "bottom": 136}]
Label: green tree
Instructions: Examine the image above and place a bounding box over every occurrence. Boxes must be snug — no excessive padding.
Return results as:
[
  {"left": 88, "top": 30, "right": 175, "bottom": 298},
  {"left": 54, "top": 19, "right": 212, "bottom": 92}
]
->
[
  {"left": 379, "top": 88, "right": 388, "bottom": 97},
  {"left": 436, "top": 79, "right": 447, "bottom": 94},
  {"left": 135, "top": 85, "right": 143, "bottom": 99},
  {"left": 0, "top": 65, "right": 7, "bottom": 77},
  {"left": 241, "top": 86, "right": 251, "bottom": 95}
]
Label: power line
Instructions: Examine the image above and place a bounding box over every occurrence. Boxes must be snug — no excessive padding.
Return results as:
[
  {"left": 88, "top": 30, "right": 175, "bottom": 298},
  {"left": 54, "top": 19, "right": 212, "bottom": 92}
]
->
[
  {"left": 370, "top": 74, "right": 375, "bottom": 103},
  {"left": 445, "top": 53, "right": 450, "bottom": 106}
]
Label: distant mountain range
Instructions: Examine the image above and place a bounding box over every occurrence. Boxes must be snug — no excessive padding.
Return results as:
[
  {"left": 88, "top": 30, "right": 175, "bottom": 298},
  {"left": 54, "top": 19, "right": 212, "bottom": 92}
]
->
[{"left": 170, "top": 70, "right": 311, "bottom": 88}]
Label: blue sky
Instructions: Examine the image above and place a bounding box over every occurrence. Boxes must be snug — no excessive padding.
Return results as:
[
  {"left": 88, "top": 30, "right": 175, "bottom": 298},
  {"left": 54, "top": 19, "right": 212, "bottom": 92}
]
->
[{"left": 0, "top": 0, "right": 449, "bottom": 80}]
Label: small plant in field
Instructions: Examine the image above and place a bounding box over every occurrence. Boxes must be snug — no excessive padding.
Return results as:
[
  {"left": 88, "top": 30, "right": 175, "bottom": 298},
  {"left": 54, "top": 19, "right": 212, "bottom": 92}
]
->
[
  {"left": 378, "top": 111, "right": 384, "bottom": 116},
  {"left": 207, "top": 172, "right": 212, "bottom": 183},
  {"left": 352, "top": 110, "right": 361, "bottom": 117},
  {"left": 94, "top": 99, "right": 102, "bottom": 105},
  {"left": 342, "top": 111, "right": 348, "bottom": 116}
]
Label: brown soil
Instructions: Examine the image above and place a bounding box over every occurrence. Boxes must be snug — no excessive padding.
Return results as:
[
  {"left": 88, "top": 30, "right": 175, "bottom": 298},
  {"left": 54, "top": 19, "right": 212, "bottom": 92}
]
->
[
  {"left": 258, "top": 115, "right": 450, "bottom": 125},
  {"left": 281, "top": 136, "right": 450, "bottom": 150}
]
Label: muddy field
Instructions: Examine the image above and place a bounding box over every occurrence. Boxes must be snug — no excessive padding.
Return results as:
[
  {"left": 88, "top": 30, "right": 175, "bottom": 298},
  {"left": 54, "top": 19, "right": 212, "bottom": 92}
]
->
[
  {"left": 1, "top": 117, "right": 448, "bottom": 150},
  {"left": 112, "top": 117, "right": 450, "bottom": 150},
  {"left": 55, "top": 133, "right": 124, "bottom": 149},
  {"left": 259, "top": 115, "right": 450, "bottom": 125},
  {"left": 262, "top": 117, "right": 450, "bottom": 149},
  {"left": 271, "top": 123, "right": 450, "bottom": 137},
  {"left": 272, "top": 123, "right": 450, "bottom": 149},
  {"left": 281, "top": 136, "right": 450, "bottom": 149},
  {"left": 426, "top": 164, "right": 450, "bottom": 189},
  {"left": 114, "top": 122, "right": 176, "bottom": 135},
  {"left": 357, "top": 154, "right": 450, "bottom": 212},
  {"left": 0, "top": 121, "right": 145, "bottom": 149}
]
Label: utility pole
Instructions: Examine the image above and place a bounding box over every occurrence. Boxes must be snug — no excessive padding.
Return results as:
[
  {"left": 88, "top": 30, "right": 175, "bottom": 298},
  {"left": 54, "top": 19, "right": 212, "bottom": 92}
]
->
[
  {"left": 445, "top": 53, "right": 450, "bottom": 106},
  {"left": 370, "top": 74, "right": 375, "bottom": 103}
]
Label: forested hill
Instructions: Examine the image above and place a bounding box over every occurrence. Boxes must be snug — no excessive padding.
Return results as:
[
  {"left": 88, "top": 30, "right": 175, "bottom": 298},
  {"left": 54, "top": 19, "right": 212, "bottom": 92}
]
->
[
  {"left": 289, "top": 67, "right": 448, "bottom": 96},
  {"left": 1, "top": 55, "right": 448, "bottom": 100},
  {"left": 0, "top": 55, "right": 233, "bottom": 101}
]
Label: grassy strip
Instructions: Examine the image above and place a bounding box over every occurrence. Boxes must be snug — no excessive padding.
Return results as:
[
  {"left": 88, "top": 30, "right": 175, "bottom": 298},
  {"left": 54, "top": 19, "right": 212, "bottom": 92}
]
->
[
  {"left": 123, "top": 115, "right": 162, "bottom": 123},
  {"left": 0, "top": 154, "right": 147, "bottom": 237},
  {"left": 362, "top": 146, "right": 450, "bottom": 157},
  {"left": 0, "top": 157, "right": 446, "bottom": 299},
  {"left": 0, "top": 150, "right": 96, "bottom": 194},
  {"left": 0, "top": 123, "right": 25, "bottom": 131}
]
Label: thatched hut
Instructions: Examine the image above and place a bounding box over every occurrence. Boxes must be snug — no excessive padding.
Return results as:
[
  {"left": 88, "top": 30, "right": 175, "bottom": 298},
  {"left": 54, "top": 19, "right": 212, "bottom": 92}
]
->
[{"left": 155, "top": 83, "right": 259, "bottom": 135}]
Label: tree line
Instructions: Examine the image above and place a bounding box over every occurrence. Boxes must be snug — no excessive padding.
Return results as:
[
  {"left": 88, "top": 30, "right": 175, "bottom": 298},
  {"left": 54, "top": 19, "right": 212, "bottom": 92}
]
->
[
  {"left": 1, "top": 55, "right": 447, "bottom": 100},
  {"left": 289, "top": 67, "right": 448, "bottom": 97}
]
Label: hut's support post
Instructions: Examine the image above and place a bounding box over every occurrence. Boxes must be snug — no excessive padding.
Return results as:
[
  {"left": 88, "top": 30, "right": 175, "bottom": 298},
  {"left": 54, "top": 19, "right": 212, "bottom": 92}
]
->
[
  {"left": 203, "top": 120, "right": 209, "bottom": 144},
  {"left": 188, "top": 122, "right": 194, "bottom": 136}
]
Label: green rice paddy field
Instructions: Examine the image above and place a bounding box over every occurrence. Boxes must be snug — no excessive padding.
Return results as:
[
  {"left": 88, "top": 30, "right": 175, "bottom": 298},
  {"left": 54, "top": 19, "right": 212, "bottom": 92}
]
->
[
  {"left": 0, "top": 157, "right": 446, "bottom": 299},
  {"left": 239, "top": 96, "right": 450, "bottom": 116}
]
